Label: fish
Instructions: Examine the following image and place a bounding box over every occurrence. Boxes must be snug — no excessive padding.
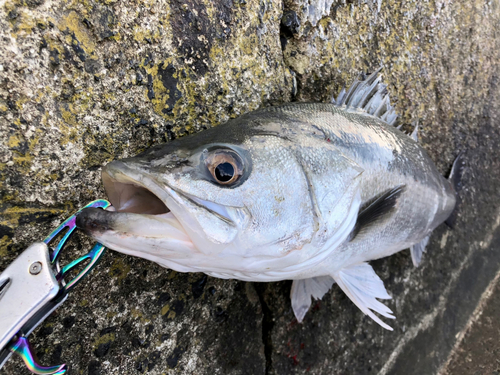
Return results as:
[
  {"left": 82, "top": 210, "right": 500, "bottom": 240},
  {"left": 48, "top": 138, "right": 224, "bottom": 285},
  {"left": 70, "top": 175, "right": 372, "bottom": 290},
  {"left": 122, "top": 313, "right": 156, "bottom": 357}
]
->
[{"left": 76, "top": 70, "right": 460, "bottom": 330}]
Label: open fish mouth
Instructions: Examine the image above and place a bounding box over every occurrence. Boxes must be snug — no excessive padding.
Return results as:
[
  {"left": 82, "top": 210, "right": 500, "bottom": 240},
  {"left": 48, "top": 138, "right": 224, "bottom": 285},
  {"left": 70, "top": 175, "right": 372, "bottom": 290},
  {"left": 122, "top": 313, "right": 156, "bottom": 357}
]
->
[
  {"left": 75, "top": 161, "right": 236, "bottom": 255},
  {"left": 102, "top": 164, "right": 170, "bottom": 216}
]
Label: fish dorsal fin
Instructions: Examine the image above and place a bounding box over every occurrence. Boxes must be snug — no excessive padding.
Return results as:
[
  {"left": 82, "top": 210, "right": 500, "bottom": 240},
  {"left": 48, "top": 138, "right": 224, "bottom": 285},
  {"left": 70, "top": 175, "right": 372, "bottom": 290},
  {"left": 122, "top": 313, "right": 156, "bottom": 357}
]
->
[
  {"left": 411, "top": 235, "right": 430, "bottom": 267},
  {"left": 445, "top": 152, "right": 465, "bottom": 228},
  {"left": 334, "top": 68, "right": 399, "bottom": 126},
  {"left": 331, "top": 263, "right": 394, "bottom": 330},
  {"left": 411, "top": 123, "right": 419, "bottom": 142},
  {"left": 350, "top": 185, "right": 406, "bottom": 242},
  {"left": 290, "top": 276, "right": 336, "bottom": 322}
]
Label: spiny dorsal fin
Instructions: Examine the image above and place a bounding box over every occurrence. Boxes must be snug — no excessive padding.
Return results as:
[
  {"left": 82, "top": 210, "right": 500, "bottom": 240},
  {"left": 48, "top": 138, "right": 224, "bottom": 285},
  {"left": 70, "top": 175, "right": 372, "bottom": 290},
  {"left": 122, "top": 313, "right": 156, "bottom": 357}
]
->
[
  {"left": 334, "top": 68, "right": 399, "bottom": 126},
  {"left": 350, "top": 185, "right": 406, "bottom": 242}
]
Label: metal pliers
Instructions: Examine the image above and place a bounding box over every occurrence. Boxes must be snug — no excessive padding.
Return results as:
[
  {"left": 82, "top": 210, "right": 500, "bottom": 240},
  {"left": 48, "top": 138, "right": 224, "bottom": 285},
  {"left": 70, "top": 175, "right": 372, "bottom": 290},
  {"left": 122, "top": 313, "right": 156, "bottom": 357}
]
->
[{"left": 0, "top": 200, "right": 111, "bottom": 374}]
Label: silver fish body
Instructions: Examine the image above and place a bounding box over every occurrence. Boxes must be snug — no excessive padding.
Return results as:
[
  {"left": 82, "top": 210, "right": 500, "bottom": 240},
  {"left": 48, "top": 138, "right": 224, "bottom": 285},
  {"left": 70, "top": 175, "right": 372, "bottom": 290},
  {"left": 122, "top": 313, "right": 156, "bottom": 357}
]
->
[{"left": 77, "top": 74, "right": 456, "bottom": 329}]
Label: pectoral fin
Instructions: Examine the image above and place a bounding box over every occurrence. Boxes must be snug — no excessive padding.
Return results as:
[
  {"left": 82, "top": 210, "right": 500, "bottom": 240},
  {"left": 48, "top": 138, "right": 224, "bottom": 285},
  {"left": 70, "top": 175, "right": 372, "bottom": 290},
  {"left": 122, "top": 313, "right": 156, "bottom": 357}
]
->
[
  {"left": 349, "top": 185, "right": 406, "bottom": 242},
  {"left": 290, "top": 276, "right": 335, "bottom": 322},
  {"left": 331, "top": 263, "right": 394, "bottom": 330}
]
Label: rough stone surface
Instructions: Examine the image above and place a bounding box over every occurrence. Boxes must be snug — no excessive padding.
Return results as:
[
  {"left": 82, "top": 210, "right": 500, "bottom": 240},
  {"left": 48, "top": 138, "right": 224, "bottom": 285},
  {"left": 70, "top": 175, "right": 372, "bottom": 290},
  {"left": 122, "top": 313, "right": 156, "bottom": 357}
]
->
[
  {"left": 441, "top": 270, "right": 500, "bottom": 375},
  {"left": 1, "top": 0, "right": 499, "bottom": 374}
]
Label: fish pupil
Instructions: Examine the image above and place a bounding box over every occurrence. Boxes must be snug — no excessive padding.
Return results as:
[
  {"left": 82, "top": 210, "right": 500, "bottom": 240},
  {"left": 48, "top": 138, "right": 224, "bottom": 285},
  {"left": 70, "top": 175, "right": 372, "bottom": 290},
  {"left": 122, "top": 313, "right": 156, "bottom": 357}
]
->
[{"left": 215, "top": 162, "right": 234, "bottom": 182}]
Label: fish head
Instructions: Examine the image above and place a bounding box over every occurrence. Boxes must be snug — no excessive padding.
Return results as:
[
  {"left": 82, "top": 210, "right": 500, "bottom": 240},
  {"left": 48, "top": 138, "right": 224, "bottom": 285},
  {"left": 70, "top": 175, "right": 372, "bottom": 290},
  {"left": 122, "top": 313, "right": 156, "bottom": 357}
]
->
[{"left": 76, "top": 118, "right": 322, "bottom": 276}]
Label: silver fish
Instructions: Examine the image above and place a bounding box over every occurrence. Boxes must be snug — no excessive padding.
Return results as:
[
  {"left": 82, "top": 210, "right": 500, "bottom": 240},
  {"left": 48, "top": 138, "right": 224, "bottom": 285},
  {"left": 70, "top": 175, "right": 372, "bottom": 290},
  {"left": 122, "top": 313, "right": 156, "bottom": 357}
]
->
[{"left": 76, "top": 71, "right": 458, "bottom": 330}]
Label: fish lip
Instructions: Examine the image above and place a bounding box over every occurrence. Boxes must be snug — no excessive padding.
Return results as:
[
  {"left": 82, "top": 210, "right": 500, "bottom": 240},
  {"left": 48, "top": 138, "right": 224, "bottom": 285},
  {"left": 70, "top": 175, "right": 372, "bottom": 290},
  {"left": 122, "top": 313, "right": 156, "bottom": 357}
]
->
[
  {"left": 75, "top": 207, "right": 113, "bottom": 235},
  {"left": 94, "top": 160, "right": 236, "bottom": 233}
]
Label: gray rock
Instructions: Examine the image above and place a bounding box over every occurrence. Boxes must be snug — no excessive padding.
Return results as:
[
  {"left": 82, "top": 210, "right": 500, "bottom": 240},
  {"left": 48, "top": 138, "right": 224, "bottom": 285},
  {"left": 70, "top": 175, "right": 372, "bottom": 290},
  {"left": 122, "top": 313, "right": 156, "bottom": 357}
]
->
[{"left": 1, "top": 0, "right": 500, "bottom": 374}]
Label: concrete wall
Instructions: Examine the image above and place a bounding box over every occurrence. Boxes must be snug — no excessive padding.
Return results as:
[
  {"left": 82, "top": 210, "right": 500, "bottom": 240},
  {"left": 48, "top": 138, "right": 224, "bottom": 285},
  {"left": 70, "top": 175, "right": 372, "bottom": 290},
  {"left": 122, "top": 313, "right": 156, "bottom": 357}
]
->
[{"left": 1, "top": 0, "right": 499, "bottom": 374}]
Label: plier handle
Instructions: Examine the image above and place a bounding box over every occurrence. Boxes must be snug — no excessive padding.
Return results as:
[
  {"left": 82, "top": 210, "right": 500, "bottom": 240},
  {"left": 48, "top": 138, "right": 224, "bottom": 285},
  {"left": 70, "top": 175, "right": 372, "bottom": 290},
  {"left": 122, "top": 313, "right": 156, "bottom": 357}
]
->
[{"left": 0, "top": 200, "right": 110, "bottom": 374}]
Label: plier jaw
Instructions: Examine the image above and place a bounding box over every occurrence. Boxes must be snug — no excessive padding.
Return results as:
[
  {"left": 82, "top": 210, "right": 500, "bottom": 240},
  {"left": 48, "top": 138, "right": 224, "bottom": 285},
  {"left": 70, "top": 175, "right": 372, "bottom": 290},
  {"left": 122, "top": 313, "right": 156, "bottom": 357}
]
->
[{"left": 0, "top": 200, "right": 110, "bottom": 374}]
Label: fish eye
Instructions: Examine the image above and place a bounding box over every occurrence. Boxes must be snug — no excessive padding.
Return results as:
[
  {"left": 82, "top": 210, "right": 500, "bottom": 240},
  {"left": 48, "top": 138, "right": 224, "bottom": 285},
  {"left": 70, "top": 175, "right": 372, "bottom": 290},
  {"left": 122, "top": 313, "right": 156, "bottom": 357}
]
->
[
  {"left": 205, "top": 150, "right": 243, "bottom": 186},
  {"left": 214, "top": 162, "right": 234, "bottom": 183}
]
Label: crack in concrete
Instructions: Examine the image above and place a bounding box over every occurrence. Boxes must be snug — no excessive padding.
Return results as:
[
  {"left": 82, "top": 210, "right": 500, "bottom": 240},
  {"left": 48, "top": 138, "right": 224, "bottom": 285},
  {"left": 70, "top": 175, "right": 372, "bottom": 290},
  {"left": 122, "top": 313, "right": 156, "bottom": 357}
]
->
[{"left": 254, "top": 283, "right": 275, "bottom": 375}]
